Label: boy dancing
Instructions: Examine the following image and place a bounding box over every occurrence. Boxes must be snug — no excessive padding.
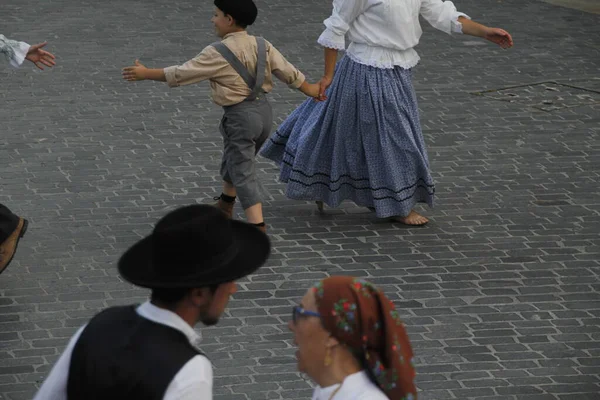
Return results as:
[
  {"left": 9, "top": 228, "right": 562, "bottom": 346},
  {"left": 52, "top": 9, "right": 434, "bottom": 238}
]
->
[{"left": 123, "top": 0, "right": 320, "bottom": 233}]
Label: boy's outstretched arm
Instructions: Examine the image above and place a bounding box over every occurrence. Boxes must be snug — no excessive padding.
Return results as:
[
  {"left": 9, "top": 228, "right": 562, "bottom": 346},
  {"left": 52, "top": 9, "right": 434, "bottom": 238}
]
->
[
  {"left": 122, "top": 49, "right": 221, "bottom": 86},
  {"left": 458, "top": 17, "right": 514, "bottom": 49},
  {"left": 122, "top": 60, "right": 166, "bottom": 82}
]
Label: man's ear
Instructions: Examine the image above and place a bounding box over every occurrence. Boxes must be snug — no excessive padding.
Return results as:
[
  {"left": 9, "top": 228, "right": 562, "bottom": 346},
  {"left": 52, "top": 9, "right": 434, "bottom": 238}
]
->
[{"left": 188, "top": 287, "right": 213, "bottom": 307}]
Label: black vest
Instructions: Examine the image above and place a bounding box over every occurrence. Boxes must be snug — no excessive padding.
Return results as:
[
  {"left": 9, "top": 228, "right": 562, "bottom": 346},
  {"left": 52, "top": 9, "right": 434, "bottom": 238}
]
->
[{"left": 67, "top": 305, "right": 203, "bottom": 400}]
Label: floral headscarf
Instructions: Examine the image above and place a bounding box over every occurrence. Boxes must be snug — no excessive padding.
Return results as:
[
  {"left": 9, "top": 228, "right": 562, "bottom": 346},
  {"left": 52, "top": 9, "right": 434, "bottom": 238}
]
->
[{"left": 313, "top": 276, "right": 417, "bottom": 399}]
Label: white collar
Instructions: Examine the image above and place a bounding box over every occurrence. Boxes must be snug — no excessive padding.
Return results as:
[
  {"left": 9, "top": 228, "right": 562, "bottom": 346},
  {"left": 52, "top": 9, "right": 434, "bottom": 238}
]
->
[
  {"left": 315, "top": 370, "right": 380, "bottom": 399},
  {"left": 136, "top": 301, "right": 201, "bottom": 345}
]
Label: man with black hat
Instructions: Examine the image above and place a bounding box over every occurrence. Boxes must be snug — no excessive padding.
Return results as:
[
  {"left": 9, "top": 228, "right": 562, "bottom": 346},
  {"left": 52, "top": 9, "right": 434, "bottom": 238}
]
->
[
  {"left": 33, "top": 205, "right": 270, "bottom": 399},
  {"left": 122, "top": 0, "right": 320, "bottom": 234}
]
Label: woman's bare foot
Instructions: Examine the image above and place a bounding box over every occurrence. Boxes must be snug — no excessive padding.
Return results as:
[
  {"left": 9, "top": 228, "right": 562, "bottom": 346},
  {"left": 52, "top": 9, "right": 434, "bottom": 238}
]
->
[{"left": 390, "top": 210, "right": 429, "bottom": 226}]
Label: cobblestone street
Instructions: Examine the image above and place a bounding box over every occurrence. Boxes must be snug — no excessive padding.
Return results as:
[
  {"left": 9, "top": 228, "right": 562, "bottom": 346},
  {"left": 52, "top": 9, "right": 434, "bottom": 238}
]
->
[{"left": 1, "top": 0, "right": 599, "bottom": 399}]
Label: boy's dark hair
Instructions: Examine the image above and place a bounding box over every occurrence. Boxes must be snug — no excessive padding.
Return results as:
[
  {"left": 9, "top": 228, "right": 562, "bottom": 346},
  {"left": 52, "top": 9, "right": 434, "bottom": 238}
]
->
[
  {"left": 151, "top": 284, "right": 220, "bottom": 306},
  {"left": 214, "top": 0, "right": 258, "bottom": 28}
]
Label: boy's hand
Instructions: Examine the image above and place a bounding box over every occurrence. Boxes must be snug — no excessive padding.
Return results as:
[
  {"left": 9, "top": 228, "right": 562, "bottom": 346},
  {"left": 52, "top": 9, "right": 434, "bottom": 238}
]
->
[
  {"left": 299, "top": 81, "right": 326, "bottom": 101},
  {"left": 122, "top": 60, "right": 148, "bottom": 81},
  {"left": 305, "top": 83, "right": 322, "bottom": 100}
]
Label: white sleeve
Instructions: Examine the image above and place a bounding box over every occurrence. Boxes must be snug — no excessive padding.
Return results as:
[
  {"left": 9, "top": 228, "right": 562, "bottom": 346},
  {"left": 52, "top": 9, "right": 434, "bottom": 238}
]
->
[
  {"left": 317, "top": 0, "right": 368, "bottom": 50},
  {"left": 311, "top": 388, "right": 321, "bottom": 400},
  {"left": 0, "top": 34, "right": 31, "bottom": 67},
  {"left": 163, "top": 355, "right": 213, "bottom": 400},
  {"left": 419, "top": 0, "right": 471, "bottom": 35},
  {"left": 32, "top": 326, "right": 86, "bottom": 400}
]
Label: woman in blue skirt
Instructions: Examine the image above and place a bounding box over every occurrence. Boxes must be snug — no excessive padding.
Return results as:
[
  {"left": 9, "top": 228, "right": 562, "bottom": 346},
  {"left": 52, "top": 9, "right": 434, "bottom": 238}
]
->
[{"left": 260, "top": 0, "right": 513, "bottom": 225}]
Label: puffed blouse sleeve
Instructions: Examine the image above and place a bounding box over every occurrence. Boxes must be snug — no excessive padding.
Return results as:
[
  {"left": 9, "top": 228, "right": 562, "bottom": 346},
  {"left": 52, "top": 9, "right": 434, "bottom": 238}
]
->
[
  {"left": 0, "top": 34, "right": 30, "bottom": 67},
  {"left": 420, "top": 0, "right": 471, "bottom": 35},
  {"left": 317, "top": 0, "right": 368, "bottom": 50}
]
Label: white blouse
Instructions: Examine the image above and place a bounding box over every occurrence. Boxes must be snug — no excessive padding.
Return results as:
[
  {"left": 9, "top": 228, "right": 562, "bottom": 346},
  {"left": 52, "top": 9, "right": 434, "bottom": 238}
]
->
[
  {"left": 311, "top": 370, "right": 393, "bottom": 400},
  {"left": 318, "top": 0, "right": 470, "bottom": 69}
]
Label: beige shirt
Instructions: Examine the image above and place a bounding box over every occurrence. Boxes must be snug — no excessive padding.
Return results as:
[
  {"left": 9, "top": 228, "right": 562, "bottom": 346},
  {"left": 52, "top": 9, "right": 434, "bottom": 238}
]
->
[{"left": 164, "top": 31, "right": 306, "bottom": 106}]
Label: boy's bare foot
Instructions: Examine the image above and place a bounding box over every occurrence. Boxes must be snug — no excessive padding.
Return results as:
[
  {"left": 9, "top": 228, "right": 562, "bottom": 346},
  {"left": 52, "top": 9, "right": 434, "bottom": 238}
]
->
[{"left": 390, "top": 210, "right": 429, "bottom": 226}]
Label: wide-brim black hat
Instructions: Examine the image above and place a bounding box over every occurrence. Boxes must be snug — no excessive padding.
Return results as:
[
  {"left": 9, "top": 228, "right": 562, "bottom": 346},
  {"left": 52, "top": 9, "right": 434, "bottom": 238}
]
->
[{"left": 118, "top": 205, "right": 270, "bottom": 288}]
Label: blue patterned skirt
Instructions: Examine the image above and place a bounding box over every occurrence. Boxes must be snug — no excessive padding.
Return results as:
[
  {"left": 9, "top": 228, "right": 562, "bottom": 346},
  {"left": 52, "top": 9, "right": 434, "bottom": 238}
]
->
[{"left": 260, "top": 56, "right": 435, "bottom": 218}]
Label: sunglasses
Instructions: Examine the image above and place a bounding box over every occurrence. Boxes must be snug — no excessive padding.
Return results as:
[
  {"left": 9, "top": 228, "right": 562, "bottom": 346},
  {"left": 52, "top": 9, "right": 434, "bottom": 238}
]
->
[{"left": 292, "top": 306, "right": 320, "bottom": 324}]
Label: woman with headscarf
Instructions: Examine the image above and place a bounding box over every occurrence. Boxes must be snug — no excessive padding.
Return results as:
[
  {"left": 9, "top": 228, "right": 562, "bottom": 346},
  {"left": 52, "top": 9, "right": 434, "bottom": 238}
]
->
[{"left": 289, "top": 276, "right": 417, "bottom": 399}]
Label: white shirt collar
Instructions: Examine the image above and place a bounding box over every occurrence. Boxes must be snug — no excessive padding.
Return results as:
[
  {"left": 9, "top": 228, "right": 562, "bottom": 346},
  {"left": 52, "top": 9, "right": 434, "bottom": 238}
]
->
[
  {"left": 314, "top": 370, "right": 387, "bottom": 400},
  {"left": 136, "top": 301, "right": 201, "bottom": 345}
]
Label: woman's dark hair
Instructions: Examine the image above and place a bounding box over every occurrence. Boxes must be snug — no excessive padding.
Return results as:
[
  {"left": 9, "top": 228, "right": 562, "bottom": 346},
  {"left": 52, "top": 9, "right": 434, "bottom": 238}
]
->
[
  {"left": 361, "top": 353, "right": 381, "bottom": 390},
  {"left": 151, "top": 284, "right": 220, "bottom": 306}
]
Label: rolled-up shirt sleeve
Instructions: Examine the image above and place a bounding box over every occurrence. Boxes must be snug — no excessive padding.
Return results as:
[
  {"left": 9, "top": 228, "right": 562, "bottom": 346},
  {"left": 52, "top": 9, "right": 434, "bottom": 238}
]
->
[
  {"left": 317, "top": 0, "right": 367, "bottom": 50},
  {"left": 0, "top": 34, "right": 31, "bottom": 68},
  {"left": 164, "top": 46, "right": 227, "bottom": 88},
  {"left": 268, "top": 42, "right": 306, "bottom": 89},
  {"left": 420, "top": 0, "right": 471, "bottom": 35}
]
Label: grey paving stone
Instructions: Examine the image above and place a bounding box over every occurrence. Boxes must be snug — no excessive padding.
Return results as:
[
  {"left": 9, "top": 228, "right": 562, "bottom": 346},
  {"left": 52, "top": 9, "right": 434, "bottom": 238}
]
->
[{"left": 1, "top": 0, "right": 599, "bottom": 399}]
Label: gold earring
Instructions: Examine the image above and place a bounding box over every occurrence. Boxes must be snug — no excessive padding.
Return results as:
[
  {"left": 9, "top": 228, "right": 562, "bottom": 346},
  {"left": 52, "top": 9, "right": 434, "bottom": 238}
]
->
[{"left": 324, "top": 347, "right": 332, "bottom": 367}]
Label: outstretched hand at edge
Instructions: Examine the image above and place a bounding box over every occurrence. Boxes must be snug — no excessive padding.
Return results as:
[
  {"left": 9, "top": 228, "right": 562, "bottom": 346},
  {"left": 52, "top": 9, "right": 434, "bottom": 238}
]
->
[{"left": 25, "top": 42, "right": 56, "bottom": 70}]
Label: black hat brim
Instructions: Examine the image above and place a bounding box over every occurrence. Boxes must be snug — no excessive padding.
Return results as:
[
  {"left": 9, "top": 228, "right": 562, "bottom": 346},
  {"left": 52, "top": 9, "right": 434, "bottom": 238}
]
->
[{"left": 117, "top": 220, "right": 270, "bottom": 288}]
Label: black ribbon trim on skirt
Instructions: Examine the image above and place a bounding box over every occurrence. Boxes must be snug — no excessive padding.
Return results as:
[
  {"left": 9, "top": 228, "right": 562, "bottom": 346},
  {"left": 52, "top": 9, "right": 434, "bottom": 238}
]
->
[
  {"left": 281, "top": 152, "right": 435, "bottom": 192},
  {"left": 287, "top": 177, "right": 434, "bottom": 202}
]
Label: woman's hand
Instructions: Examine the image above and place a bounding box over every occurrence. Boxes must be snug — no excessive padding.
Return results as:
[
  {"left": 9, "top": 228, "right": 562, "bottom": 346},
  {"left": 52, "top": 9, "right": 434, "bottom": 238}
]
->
[
  {"left": 484, "top": 27, "right": 514, "bottom": 49},
  {"left": 458, "top": 17, "right": 514, "bottom": 49},
  {"left": 317, "top": 75, "right": 333, "bottom": 101}
]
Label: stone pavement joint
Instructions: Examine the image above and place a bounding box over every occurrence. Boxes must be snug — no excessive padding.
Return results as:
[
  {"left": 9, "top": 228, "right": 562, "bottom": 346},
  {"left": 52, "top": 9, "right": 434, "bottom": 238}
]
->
[{"left": 1, "top": 0, "right": 599, "bottom": 399}]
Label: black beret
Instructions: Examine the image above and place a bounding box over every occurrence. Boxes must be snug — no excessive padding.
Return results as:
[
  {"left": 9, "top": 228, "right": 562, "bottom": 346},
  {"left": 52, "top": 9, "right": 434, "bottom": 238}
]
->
[{"left": 214, "top": 0, "right": 258, "bottom": 27}]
